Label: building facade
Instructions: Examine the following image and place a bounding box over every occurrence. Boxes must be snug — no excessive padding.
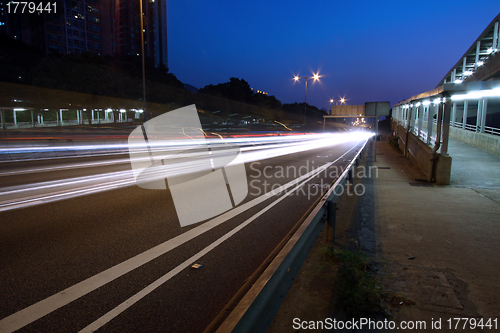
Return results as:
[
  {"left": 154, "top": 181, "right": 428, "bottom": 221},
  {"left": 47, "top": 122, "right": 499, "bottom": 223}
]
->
[{"left": 2, "top": 0, "right": 167, "bottom": 68}]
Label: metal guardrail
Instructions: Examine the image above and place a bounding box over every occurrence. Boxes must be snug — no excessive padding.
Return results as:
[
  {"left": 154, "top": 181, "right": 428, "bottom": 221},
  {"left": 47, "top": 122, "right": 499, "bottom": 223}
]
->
[{"left": 214, "top": 139, "right": 370, "bottom": 333}]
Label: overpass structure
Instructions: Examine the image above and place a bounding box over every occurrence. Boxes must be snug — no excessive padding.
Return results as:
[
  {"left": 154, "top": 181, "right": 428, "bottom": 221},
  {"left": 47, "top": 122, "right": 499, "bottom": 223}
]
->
[{"left": 391, "top": 13, "right": 500, "bottom": 185}]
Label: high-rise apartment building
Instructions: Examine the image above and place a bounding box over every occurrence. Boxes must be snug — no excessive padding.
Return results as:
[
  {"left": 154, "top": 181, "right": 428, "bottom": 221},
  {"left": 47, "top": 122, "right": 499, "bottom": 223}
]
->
[
  {"left": 145, "top": 0, "right": 167, "bottom": 68},
  {"left": 115, "top": 0, "right": 167, "bottom": 68},
  {"left": 0, "top": 2, "right": 7, "bottom": 34},
  {"left": 2, "top": 0, "right": 167, "bottom": 68}
]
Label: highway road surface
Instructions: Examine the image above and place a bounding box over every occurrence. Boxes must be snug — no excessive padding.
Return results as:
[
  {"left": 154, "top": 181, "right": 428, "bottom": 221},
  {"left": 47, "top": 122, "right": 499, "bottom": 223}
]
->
[{"left": 0, "top": 132, "right": 371, "bottom": 332}]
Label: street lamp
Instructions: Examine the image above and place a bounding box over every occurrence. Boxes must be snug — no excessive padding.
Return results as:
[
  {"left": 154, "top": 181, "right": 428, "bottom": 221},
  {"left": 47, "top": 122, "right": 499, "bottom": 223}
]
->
[
  {"left": 330, "top": 97, "right": 346, "bottom": 106},
  {"left": 139, "top": 0, "right": 147, "bottom": 122},
  {"left": 294, "top": 73, "right": 320, "bottom": 124}
]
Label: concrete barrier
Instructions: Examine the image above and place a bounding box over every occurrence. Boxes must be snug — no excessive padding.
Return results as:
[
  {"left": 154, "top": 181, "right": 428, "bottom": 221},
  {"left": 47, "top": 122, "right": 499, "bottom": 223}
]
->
[
  {"left": 449, "top": 126, "right": 500, "bottom": 155},
  {"left": 393, "top": 122, "right": 451, "bottom": 185},
  {"left": 405, "top": 131, "right": 434, "bottom": 180}
]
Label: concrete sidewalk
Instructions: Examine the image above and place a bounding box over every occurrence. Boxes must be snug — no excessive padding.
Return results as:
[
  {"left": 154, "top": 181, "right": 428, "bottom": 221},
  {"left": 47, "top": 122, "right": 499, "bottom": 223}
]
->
[
  {"left": 447, "top": 137, "right": 500, "bottom": 189},
  {"left": 269, "top": 137, "right": 500, "bottom": 332},
  {"left": 369, "top": 138, "right": 500, "bottom": 330}
]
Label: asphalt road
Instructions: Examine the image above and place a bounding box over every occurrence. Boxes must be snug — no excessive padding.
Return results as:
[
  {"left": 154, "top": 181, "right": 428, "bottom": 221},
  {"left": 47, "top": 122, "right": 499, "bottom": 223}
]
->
[{"left": 0, "top": 135, "right": 368, "bottom": 332}]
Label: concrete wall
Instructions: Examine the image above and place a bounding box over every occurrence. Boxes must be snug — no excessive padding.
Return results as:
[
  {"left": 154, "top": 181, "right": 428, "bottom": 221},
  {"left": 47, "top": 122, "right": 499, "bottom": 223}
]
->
[
  {"left": 405, "top": 132, "right": 433, "bottom": 180},
  {"left": 392, "top": 121, "right": 451, "bottom": 184},
  {"left": 448, "top": 126, "right": 500, "bottom": 155}
]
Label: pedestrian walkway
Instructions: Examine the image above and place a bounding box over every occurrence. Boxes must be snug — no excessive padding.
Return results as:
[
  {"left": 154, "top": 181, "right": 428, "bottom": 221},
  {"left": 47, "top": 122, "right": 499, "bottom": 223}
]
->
[
  {"left": 447, "top": 137, "right": 500, "bottom": 189},
  {"left": 268, "top": 136, "right": 500, "bottom": 332},
  {"left": 369, "top": 137, "right": 500, "bottom": 330}
]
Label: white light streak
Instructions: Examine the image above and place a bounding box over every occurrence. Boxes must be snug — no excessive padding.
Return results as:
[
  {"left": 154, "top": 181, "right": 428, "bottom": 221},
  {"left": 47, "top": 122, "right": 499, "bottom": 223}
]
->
[{"left": 0, "top": 132, "right": 373, "bottom": 212}]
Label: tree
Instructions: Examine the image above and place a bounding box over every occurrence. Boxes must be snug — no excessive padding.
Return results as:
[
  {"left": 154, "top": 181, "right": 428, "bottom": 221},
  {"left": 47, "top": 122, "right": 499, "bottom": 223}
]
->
[{"left": 198, "top": 77, "right": 253, "bottom": 103}]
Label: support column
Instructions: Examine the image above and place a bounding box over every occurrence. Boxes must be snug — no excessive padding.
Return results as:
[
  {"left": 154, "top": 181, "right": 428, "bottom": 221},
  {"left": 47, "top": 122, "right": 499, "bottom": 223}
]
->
[
  {"left": 374, "top": 103, "right": 379, "bottom": 162},
  {"left": 493, "top": 21, "right": 499, "bottom": 50},
  {"left": 31, "top": 110, "right": 34, "bottom": 127},
  {"left": 480, "top": 98, "right": 488, "bottom": 133},
  {"left": 462, "top": 57, "right": 467, "bottom": 76},
  {"left": 13, "top": 109, "right": 17, "bottom": 125},
  {"left": 409, "top": 105, "right": 413, "bottom": 129},
  {"left": 427, "top": 104, "right": 434, "bottom": 145},
  {"left": 451, "top": 102, "right": 456, "bottom": 127},
  {"left": 441, "top": 100, "right": 452, "bottom": 156},
  {"left": 0, "top": 109, "right": 5, "bottom": 129},
  {"left": 59, "top": 109, "right": 63, "bottom": 125},
  {"left": 404, "top": 105, "right": 413, "bottom": 157},
  {"left": 476, "top": 99, "right": 482, "bottom": 132},
  {"left": 411, "top": 104, "right": 417, "bottom": 133},
  {"left": 451, "top": 68, "right": 456, "bottom": 82},
  {"left": 462, "top": 101, "right": 468, "bottom": 129},
  {"left": 405, "top": 106, "right": 409, "bottom": 127},
  {"left": 475, "top": 41, "right": 481, "bottom": 69},
  {"left": 77, "top": 109, "right": 80, "bottom": 124},
  {"left": 91, "top": 109, "right": 94, "bottom": 121},
  {"left": 417, "top": 105, "right": 424, "bottom": 138}
]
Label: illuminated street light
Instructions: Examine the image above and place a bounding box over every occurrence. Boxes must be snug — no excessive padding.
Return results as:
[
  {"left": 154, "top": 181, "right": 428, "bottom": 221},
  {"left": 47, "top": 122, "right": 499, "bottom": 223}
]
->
[{"left": 293, "top": 73, "right": 320, "bottom": 124}]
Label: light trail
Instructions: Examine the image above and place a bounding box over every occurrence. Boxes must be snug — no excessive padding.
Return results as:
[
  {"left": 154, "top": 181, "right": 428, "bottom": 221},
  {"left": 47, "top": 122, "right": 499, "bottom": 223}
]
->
[
  {"left": 0, "top": 132, "right": 373, "bottom": 212},
  {"left": 0, "top": 141, "right": 366, "bottom": 333}
]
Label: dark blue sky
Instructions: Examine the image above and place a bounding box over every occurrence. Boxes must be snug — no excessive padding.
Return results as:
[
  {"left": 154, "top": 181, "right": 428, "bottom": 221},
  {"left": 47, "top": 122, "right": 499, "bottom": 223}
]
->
[{"left": 168, "top": 0, "right": 500, "bottom": 111}]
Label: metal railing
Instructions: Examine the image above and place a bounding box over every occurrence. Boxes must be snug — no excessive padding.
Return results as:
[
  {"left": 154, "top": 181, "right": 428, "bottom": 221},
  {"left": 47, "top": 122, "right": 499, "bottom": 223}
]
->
[
  {"left": 449, "top": 121, "right": 500, "bottom": 135},
  {"left": 395, "top": 116, "right": 500, "bottom": 137},
  {"left": 396, "top": 117, "right": 500, "bottom": 151}
]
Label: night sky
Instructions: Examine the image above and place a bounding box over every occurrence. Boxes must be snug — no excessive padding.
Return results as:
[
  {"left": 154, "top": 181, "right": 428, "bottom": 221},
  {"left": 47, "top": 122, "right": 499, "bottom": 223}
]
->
[{"left": 168, "top": 0, "right": 500, "bottom": 111}]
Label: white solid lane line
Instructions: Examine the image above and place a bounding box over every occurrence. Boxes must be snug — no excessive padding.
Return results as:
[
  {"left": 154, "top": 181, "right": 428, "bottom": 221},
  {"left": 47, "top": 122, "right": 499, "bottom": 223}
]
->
[
  {"left": 79, "top": 169, "right": 315, "bottom": 333},
  {"left": 0, "top": 142, "right": 362, "bottom": 333}
]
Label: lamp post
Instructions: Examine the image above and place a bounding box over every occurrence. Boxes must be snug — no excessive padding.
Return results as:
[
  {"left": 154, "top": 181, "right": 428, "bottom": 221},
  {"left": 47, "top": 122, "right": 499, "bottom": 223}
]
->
[
  {"left": 139, "top": 0, "right": 147, "bottom": 122},
  {"left": 294, "top": 73, "right": 319, "bottom": 124},
  {"left": 329, "top": 97, "right": 346, "bottom": 106}
]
